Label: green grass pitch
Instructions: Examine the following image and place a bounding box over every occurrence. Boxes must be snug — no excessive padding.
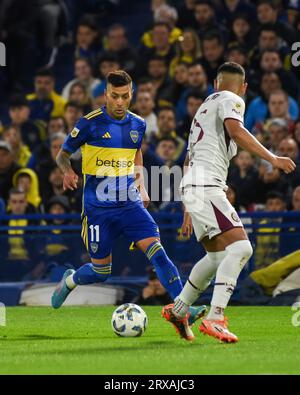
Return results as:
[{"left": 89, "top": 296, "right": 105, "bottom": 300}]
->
[{"left": 0, "top": 306, "right": 299, "bottom": 375}]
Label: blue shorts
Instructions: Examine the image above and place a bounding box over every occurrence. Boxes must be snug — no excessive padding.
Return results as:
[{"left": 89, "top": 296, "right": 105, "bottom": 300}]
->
[{"left": 82, "top": 201, "right": 160, "bottom": 259}]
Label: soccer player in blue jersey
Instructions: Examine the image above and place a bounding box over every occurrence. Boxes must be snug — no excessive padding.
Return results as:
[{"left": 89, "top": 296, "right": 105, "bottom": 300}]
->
[{"left": 51, "top": 70, "right": 206, "bottom": 339}]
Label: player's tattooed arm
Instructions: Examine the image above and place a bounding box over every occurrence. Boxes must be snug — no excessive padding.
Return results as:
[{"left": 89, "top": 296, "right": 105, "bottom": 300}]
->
[
  {"left": 56, "top": 149, "right": 79, "bottom": 191},
  {"left": 134, "top": 148, "right": 150, "bottom": 208},
  {"left": 225, "top": 119, "right": 296, "bottom": 174}
]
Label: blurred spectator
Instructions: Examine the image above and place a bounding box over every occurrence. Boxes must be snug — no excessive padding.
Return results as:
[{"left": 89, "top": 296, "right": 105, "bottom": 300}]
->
[
  {"left": 147, "top": 55, "right": 172, "bottom": 107},
  {"left": 8, "top": 96, "right": 45, "bottom": 151},
  {"left": 150, "top": 107, "right": 186, "bottom": 165},
  {"left": 134, "top": 92, "right": 158, "bottom": 137},
  {"left": 2, "top": 125, "right": 32, "bottom": 168},
  {"left": 169, "top": 28, "right": 202, "bottom": 78},
  {"left": 228, "top": 14, "right": 254, "bottom": 51},
  {"left": 177, "top": 0, "right": 198, "bottom": 29},
  {"left": 169, "top": 61, "right": 189, "bottom": 104},
  {"left": 0, "top": 141, "right": 21, "bottom": 203},
  {"left": 75, "top": 17, "right": 101, "bottom": 66},
  {"left": 13, "top": 168, "right": 41, "bottom": 211},
  {"left": 0, "top": 188, "right": 40, "bottom": 281},
  {"left": 96, "top": 52, "right": 121, "bottom": 80},
  {"left": 254, "top": 49, "right": 299, "bottom": 99},
  {"left": 131, "top": 268, "right": 172, "bottom": 305},
  {"left": 0, "top": 0, "right": 36, "bottom": 92},
  {"left": 249, "top": 24, "right": 289, "bottom": 71},
  {"left": 136, "top": 78, "right": 157, "bottom": 102},
  {"left": 228, "top": 150, "right": 259, "bottom": 209},
  {"left": 199, "top": 31, "right": 226, "bottom": 84},
  {"left": 218, "top": 0, "right": 257, "bottom": 25},
  {"left": 245, "top": 72, "right": 299, "bottom": 131},
  {"left": 102, "top": 24, "right": 138, "bottom": 76},
  {"left": 140, "top": 22, "right": 176, "bottom": 74},
  {"left": 177, "top": 90, "right": 205, "bottom": 139},
  {"left": 69, "top": 82, "right": 92, "bottom": 113},
  {"left": 176, "top": 62, "right": 213, "bottom": 119},
  {"left": 256, "top": 0, "right": 297, "bottom": 45},
  {"left": 142, "top": 4, "right": 182, "bottom": 49},
  {"left": 225, "top": 45, "right": 249, "bottom": 75},
  {"left": 62, "top": 57, "right": 100, "bottom": 99},
  {"left": 64, "top": 102, "right": 84, "bottom": 132},
  {"left": 155, "top": 136, "right": 178, "bottom": 167},
  {"left": 35, "top": 0, "right": 68, "bottom": 67},
  {"left": 194, "top": 0, "right": 228, "bottom": 40},
  {"left": 294, "top": 119, "right": 300, "bottom": 152},
  {"left": 255, "top": 191, "right": 286, "bottom": 269},
  {"left": 26, "top": 68, "right": 67, "bottom": 122},
  {"left": 47, "top": 116, "right": 68, "bottom": 136}
]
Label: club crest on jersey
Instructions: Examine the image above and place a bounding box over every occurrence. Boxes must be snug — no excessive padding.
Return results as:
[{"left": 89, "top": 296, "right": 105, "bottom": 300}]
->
[
  {"left": 231, "top": 212, "right": 240, "bottom": 223},
  {"left": 71, "top": 127, "right": 79, "bottom": 138},
  {"left": 130, "top": 130, "right": 139, "bottom": 143},
  {"left": 91, "top": 242, "right": 98, "bottom": 253},
  {"left": 235, "top": 102, "right": 241, "bottom": 109}
]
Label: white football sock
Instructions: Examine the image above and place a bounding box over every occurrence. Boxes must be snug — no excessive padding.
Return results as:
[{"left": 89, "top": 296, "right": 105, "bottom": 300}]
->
[
  {"left": 207, "top": 240, "right": 253, "bottom": 320},
  {"left": 173, "top": 251, "right": 226, "bottom": 318},
  {"left": 65, "top": 274, "right": 77, "bottom": 290}
]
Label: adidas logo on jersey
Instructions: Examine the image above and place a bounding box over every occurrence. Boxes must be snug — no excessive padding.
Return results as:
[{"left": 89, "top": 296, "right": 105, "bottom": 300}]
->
[{"left": 102, "top": 132, "right": 111, "bottom": 138}]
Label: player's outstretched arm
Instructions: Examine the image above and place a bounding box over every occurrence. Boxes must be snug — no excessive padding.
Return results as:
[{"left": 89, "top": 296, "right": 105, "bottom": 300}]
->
[
  {"left": 56, "top": 149, "right": 78, "bottom": 191},
  {"left": 225, "top": 119, "right": 296, "bottom": 174}
]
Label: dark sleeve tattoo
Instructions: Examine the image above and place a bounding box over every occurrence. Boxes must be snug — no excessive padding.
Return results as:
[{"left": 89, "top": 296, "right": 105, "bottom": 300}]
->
[{"left": 56, "top": 149, "right": 72, "bottom": 174}]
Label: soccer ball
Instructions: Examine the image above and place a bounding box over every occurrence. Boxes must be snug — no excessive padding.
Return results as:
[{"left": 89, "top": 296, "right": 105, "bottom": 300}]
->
[{"left": 111, "top": 303, "right": 148, "bottom": 337}]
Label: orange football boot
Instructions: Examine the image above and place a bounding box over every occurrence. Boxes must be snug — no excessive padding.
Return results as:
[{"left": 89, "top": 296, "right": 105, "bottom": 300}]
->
[
  {"left": 162, "top": 304, "right": 195, "bottom": 341},
  {"left": 199, "top": 317, "right": 238, "bottom": 343}
]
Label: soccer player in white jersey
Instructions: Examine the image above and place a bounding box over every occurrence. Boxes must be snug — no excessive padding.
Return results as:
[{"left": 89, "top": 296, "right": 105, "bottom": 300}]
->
[{"left": 162, "top": 62, "right": 296, "bottom": 342}]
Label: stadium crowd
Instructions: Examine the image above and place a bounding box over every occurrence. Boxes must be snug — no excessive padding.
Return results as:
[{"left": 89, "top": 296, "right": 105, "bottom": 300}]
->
[{"left": 0, "top": 0, "right": 299, "bottom": 286}]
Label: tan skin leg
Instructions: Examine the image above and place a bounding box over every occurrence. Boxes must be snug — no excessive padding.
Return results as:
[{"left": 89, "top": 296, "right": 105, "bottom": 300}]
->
[
  {"left": 136, "top": 237, "right": 160, "bottom": 253},
  {"left": 201, "top": 227, "right": 248, "bottom": 252}
]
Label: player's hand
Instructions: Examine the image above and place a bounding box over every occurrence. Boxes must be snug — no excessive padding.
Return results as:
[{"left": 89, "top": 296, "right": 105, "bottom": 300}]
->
[
  {"left": 63, "top": 170, "right": 78, "bottom": 191},
  {"left": 140, "top": 186, "right": 150, "bottom": 208},
  {"left": 181, "top": 211, "right": 193, "bottom": 239},
  {"left": 271, "top": 156, "right": 296, "bottom": 174}
]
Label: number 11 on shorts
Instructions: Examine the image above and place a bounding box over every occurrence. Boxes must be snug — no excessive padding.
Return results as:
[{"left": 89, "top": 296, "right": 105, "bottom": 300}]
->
[{"left": 89, "top": 225, "right": 100, "bottom": 242}]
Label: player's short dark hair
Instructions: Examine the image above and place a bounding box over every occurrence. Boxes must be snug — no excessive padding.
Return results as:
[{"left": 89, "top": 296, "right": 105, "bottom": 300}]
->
[
  {"left": 35, "top": 67, "right": 55, "bottom": 79},
  {"left": 217, "top": 62, "right": 245, "bottom": 78},
  {"left": 106, "top": 70, "right": 132, "bottom": 87},
  {"left": 265, "top": 191, "right": 285, "bottom": 202}
]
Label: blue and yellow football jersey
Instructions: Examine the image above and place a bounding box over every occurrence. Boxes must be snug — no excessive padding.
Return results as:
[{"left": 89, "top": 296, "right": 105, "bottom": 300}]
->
[{"left": 62, "top": 106, "right": 146, "bottom": 209}]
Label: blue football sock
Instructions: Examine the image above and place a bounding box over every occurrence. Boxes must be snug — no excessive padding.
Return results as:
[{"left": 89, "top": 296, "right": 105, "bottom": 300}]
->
[
  {"left": 73, "top": 262, "right": 112, "bottom": 285},
  {"left": 145, "top": 241, "right": 183, "bottom": 300}
]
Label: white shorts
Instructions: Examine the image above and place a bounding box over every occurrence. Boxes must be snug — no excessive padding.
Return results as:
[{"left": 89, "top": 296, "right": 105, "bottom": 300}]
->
[{"left": 181, "top": 186, "right": 244, "bottom": 241}]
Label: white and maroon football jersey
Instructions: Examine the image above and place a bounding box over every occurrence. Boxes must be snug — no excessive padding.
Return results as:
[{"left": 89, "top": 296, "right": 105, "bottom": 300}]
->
[{"left": 180, "top": 90, "right": 245, "bottom": 189}]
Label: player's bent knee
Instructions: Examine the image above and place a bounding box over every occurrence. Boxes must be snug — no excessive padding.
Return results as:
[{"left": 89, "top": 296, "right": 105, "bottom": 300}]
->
[{"left": 226, "top": 240, "right": 253, "bottom": 267}]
